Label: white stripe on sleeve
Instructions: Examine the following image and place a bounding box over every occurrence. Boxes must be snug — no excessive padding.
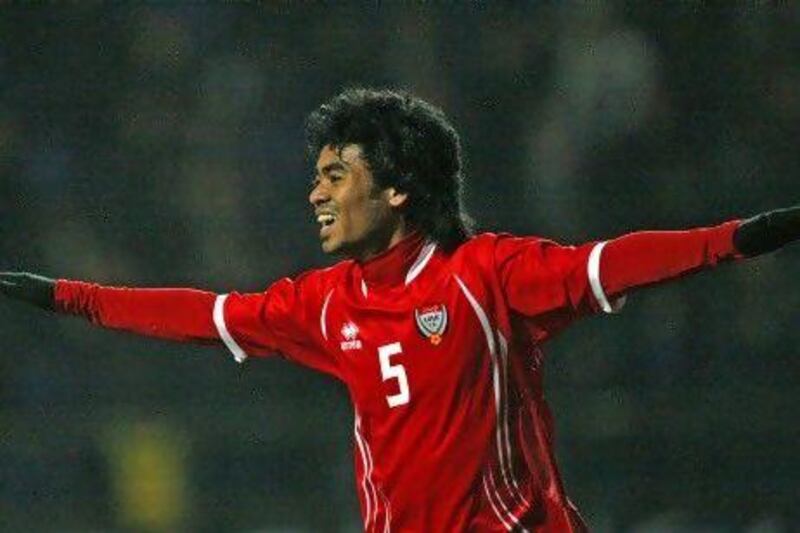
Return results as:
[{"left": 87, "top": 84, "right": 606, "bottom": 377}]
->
[
  {"left": 213, "top": 294, "right": 248, "bottom": 363},
  {"left": 588, "top": 242, "right": 626, "bottom": 314}
]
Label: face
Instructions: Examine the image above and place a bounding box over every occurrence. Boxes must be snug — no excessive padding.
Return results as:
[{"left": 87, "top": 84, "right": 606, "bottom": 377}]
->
[{"left": 309, "top": 144, "right": 409, "bottom": 261}]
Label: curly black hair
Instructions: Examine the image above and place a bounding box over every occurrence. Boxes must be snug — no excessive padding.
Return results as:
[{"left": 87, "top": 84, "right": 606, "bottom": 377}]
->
[{"left": 305, "top": 88, "right": 473, "bottom": 250}]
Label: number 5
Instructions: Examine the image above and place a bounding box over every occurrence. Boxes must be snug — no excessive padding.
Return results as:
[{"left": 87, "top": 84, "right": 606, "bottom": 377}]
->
[{"left": 378, "top": 342, "right": 409, "bottom": 408}]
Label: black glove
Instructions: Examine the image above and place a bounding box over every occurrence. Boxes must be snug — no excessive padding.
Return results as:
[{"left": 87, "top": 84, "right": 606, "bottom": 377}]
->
[
  {"left": 734, "top": 205, "right": 800, "bottom": 257},
  {"left": 0, "top": 272, "right": 56, "bottom": 311}
]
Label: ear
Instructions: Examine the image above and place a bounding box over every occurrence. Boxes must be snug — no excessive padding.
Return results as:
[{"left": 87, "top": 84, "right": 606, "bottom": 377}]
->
[{"left": 385, "top": 186, "right": 409, "bottom": 208}]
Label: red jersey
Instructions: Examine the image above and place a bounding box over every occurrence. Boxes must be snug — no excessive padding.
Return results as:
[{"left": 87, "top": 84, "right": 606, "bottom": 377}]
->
[{"left": 55, "top": 223, "right": 743, "bottom": 532}]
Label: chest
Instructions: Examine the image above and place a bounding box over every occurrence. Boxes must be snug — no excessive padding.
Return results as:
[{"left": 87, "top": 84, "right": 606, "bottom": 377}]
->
[{"left": 323, "top": 274, "right": 497, "bottom": 415}]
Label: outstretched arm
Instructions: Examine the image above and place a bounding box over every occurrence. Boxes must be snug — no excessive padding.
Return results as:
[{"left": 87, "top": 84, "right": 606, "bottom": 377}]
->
[
  {"left": 0, "top": 270, "right": 341, "bottom": 376},
  {"left": 597, "top": 205, "right": 799, "bottom": 308},
  {"left": 0, "top": 273, "right": 218, "bottom": 343},
  {"left": 499, "top": 205, "right": 800, "bottom": 342}
]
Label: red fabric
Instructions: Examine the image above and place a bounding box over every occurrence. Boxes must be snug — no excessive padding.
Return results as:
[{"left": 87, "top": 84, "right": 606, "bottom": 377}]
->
[
  {"left": 54, "top": 282, "right": 218, "bottom": 343},
  {"left": 495, "top": 235, "right": 599, "bottom": 335},
  {"left": 215, "top": 233, "right": 590, "bottom": 532},
  {"left": 51, "top": 220, "right": 743, "bottom": 532},
  {"left": 492, "top": 220, "right": 742, "bottom": 343},
  {"left": 601, "top": 219, "right": 743, "bottom": 298},
  {"left": 221, "top": 269, "right": 344, "bottom": 379},
  {"left": 360, "top": 230, "right": 425, "bottom": 287}
]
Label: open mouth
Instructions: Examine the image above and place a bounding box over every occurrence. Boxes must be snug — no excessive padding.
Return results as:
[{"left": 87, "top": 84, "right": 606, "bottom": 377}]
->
[
  {"left": 317, "top": 213, "right": 336, "bottom": 227},
  {"left": 316, "top": 212, "right": 337, "bottom": 237}
]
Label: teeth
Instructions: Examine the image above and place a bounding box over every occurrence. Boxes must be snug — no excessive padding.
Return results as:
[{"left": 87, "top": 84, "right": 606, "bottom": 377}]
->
[{"left": 317, "top": 214, "right": 336, "bottom": 226}]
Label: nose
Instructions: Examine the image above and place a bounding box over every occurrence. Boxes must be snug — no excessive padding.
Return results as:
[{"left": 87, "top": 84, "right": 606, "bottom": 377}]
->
[{"left": 309, "top": 182, "right": 330, "bottom": 207}]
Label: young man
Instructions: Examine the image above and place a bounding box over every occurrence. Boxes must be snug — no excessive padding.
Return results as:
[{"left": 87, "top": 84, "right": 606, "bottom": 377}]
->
[{"left": 2, "top": 88, "right": 798, "bottom": 532}]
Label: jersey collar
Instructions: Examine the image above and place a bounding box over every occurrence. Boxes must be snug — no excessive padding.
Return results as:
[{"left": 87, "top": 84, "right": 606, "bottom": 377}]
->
[{"left": 358, "top": 232, "right": 437, "bottom": 289}]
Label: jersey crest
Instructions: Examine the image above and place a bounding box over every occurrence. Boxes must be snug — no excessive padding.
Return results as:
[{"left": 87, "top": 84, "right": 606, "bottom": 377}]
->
[{"left": 414, "top": 304, "right": 448, "bottom": 345}]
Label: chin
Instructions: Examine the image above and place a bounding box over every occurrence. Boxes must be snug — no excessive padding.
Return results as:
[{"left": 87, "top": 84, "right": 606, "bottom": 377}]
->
[
  {"left": 321, "top": 239, "right": 341, "bottom": 255},
  {"left": 324, "top": 240, "right": 361, "bottom": 260}
]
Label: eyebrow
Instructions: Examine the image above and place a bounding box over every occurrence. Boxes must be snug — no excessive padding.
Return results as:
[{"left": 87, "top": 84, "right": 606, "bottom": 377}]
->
[{"left": 316, "top": 161, "right": 348, "bottom": 175}]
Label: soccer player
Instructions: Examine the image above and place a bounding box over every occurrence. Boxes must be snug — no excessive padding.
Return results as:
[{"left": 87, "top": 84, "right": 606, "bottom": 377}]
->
[{"left": 1, "top": 88, "right": 798, "bottom": 532}]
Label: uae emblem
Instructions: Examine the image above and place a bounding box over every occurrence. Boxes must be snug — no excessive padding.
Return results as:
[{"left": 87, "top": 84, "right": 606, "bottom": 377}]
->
[{"left": 415, "top": 304, "right": 448, "bottom": 345}]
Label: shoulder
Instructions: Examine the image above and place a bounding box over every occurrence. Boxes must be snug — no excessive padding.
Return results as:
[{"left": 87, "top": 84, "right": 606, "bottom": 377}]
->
[
  {"left": 447, "top": 232, "right": 563, "bottom": 277},
  {"left": 450, "top": 232, "right": 500, "bottom": 255},
  {"left": 446, "top": 232, "right": 509, "bottom": 274},
  {"left": 296, "top": 259, "right": 352, "bottom": 286},
  {"left": 264, "top": 260, "right": 353, "bottom": 298},
  {"left": 451, "top": 232, "right": 551, "bottom": 257}
]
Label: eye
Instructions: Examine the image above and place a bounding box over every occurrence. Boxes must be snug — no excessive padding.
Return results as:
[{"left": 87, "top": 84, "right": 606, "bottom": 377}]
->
[{"left": 329, "top": 174, "right": 343, "bottom": 183}]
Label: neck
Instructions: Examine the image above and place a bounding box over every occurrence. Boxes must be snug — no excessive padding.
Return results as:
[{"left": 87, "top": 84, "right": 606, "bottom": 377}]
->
[
  {"left": 358, "top": 230, "right": 430, "bottom": 288},
  {"left": 353, "top": 219, "right": 413, "bottom": 263}
]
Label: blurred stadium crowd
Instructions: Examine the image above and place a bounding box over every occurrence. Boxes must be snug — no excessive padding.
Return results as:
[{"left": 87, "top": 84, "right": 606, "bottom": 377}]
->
[{"left": 1, "top": 4, "right": 798, "bottom": 532}]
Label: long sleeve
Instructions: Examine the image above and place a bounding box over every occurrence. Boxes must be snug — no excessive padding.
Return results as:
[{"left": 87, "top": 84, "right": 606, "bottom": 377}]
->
[
  {"left": 54, "top": 280, "right": 219, "bottom": 343},
  {"left": 54, "top": 274, "right": 343, "bottom": 378},
  {"left": 598, "top": 219, "right": 743, "bottom": 304},
  {"left": 495, "top": 219, "right": 743, "bottom": 342}
]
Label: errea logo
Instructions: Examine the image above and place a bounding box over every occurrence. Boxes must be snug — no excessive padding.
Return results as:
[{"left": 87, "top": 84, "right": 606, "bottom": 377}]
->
[{"left": 340, "top": 322, "right": 363, "bottom": 351}]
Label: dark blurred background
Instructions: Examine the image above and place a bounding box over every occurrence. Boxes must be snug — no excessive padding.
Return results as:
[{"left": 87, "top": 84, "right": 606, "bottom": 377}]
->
[{"left": 1, "top": 4, "right": 798, "bottom": 532}]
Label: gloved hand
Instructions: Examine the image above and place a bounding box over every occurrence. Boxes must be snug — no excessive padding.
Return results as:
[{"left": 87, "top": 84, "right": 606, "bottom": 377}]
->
[
  {"left": 0, "top": 272, "right": 56, "bottom": 311},
  {"left": 734, "top": 205, "right": 800, "bottom": 257}
]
